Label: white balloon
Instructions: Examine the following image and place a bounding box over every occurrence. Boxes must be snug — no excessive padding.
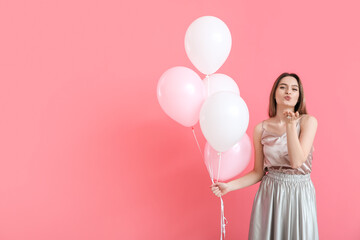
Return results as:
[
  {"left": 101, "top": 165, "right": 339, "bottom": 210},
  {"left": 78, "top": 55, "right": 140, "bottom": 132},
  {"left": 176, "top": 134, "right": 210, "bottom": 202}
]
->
[
  {"left": 203, "top": 73, "right": 240, "bottom": 97},
  {"left": 185, "top": 16, "right": 232, "bottom": 75},
  {"left": 200, "top": 92, "right": 249, "bottom": 152}
]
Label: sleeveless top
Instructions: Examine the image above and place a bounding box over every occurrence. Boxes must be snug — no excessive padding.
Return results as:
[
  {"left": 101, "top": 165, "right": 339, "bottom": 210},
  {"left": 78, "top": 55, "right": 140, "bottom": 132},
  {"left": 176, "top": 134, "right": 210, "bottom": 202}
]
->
[{"left": 261, "top": 115, "right": 314, "bottom": 175}]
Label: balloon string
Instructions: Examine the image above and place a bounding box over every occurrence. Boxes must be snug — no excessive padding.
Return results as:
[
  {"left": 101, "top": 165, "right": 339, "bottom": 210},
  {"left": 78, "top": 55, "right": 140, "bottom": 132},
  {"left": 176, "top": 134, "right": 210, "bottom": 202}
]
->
[
  {"left": 191, "top": 127, "right": 227, "bottom": 239},
  {"left": 191, "top": 126, "right": 203, "bottom": 157},
  {"left": 216, "top": 152, "right": 227, "bottom": 239},
  {"left": 210, "top": 155, "right": 227, "bottom": 240},
  {"left": 220, "top": 196, "right": 228, "bottom": 240},
  {"left": 191, "top": 126, "right": 214, "bottom": 181},
  {"left": 217, "top": 152, "right": 222, "bottom": 182}
]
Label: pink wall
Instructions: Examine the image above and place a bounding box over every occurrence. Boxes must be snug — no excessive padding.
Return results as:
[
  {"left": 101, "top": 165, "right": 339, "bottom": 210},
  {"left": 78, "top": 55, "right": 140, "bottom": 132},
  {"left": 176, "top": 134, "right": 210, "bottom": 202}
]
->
[{"left": 1, "top": 0, "right": 359, "bottom": 239}]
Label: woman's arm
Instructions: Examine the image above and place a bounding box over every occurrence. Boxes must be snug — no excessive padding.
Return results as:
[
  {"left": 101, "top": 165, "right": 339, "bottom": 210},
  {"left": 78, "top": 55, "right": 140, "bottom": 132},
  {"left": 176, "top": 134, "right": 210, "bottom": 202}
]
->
[
  {"left": 286, "top": 114, "right": 318, "bottom": 168},
  {"left": 211, "top": 122, "right": 265, "bottom": 197},
  {"left": 226, "top": 122, "right": 265, "bottom": 192}
]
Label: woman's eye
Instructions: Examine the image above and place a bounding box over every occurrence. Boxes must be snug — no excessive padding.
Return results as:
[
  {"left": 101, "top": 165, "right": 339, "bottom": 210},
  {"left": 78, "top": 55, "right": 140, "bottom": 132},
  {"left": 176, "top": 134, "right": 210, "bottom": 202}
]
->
[
  {"left": 293, "top": 89, "right": 298, "bottom": 91},
  {"left": 280, "top": 87, "right": 285, "bottom": 89}
]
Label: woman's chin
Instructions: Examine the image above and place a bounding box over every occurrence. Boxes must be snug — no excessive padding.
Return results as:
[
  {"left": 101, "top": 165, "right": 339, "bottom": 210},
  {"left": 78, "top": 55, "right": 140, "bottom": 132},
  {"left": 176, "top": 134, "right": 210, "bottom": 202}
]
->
[{"left": 278, "top": 102, "right": 295, "bottom": 107}]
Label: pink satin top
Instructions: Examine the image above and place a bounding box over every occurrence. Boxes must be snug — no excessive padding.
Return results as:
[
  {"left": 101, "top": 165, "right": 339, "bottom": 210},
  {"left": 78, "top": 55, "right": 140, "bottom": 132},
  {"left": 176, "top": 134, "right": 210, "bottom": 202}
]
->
[{"left": 261, "top": 115, "right": 314, "bottom": 175}]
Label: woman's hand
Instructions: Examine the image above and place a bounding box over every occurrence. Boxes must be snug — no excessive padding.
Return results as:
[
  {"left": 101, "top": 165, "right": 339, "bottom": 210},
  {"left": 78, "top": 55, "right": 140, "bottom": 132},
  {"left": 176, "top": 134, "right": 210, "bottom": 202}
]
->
[
  {"left": 210, "top": 182, "right": 231, "bottom": 197},
  {"left": 283, "top": 110, "right": 300, "bottom": 124}
]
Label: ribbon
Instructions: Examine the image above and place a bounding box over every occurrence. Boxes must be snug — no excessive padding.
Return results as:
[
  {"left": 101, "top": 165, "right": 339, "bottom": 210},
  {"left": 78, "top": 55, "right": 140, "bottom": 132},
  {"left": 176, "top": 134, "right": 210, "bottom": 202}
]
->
[
  {"left": 216, "top": 152, "right": 228, "bottom": 240},
  {"left": 220, "top": 196, "right": 228, "bottom": 239},
  {"left": 191, "top": 126, "right": 228, "bottom": 239}
]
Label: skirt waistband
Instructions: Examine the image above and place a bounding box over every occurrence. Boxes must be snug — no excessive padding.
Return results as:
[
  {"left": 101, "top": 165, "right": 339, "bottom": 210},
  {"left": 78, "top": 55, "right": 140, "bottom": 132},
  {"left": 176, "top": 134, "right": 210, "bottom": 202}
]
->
[{"left": 265, "top": 170, "right": 311, "bottom": 182}]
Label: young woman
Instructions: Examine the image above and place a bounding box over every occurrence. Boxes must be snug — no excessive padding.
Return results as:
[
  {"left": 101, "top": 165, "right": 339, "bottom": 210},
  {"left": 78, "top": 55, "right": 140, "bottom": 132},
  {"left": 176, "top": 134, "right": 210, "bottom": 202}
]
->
[{"left": 210, "top": 73, "right": 319, "bottom": 240}]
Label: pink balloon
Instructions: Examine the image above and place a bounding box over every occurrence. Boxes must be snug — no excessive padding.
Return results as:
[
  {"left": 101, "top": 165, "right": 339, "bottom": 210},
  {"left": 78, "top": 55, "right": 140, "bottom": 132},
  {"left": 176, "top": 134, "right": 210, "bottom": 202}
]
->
[
  {"left": 204, "top": 133, "right": 252, "bottom": 181},
  {"left": 157, "top": 66, "right": 206, "bottom": 127}
]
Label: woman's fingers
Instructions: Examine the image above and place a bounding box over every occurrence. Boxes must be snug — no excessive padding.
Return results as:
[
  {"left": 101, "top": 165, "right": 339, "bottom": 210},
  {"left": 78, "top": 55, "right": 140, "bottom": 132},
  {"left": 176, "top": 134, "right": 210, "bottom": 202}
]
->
[
  {"left": 213, "top": 189, "right": 220, "bottom": 196},
  {"left": 210, "top": 182, "right": 226, "bottom": 197},
  {"left": 212, "top": 188, "right": 221, "bottom": 195},
  {"left": 283, "top": 110, "right": 301, "bottom": 122}
]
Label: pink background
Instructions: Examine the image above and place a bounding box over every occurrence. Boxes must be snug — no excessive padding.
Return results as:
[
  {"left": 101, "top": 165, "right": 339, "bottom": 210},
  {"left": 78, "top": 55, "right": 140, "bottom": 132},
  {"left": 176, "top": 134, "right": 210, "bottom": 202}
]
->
[{"left": 1, "top": 0, "right": 359, "bottom": 239}]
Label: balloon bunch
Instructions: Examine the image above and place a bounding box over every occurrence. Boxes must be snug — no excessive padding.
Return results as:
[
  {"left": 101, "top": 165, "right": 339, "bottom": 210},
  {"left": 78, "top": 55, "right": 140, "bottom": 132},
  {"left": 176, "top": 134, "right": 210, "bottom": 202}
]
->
[
  {"left": 157, "top": 16, "right": 251, "bottom": 239},
  {"left": 157, "top": 16, "right": 251, "bottom": 181}
]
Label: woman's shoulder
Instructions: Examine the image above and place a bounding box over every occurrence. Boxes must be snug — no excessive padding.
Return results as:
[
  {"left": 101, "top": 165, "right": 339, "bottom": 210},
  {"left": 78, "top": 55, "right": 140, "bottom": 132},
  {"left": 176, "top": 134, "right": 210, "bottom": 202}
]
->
[
  {"left": 253, "top": 120, "right": 266, "bottom": 136},
  {"left": 253, "top": 121, "right": 265, "bottom": 143},
  {"left": 262, "top": 117, "right": 275, "bottom": 125},
  {"left": 300, "top": 114, "right": 318, "bottom": 127},
  {"left": 300, "top": 113, "right": 316, "bottom": 119}
]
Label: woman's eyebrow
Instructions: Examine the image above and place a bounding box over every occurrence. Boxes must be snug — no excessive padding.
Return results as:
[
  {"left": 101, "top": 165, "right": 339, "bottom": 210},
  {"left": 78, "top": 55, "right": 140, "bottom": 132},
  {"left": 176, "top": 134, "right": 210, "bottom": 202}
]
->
[{"left": 279, "top": 83, "right": 299, "bottom": 87}]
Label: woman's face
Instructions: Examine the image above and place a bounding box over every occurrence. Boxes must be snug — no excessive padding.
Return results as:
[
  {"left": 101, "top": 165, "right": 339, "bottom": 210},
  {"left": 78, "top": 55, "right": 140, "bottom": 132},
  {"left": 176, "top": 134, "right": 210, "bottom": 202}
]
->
[{"left": 275, "top": 76, "right": 300, "bottom": 107}]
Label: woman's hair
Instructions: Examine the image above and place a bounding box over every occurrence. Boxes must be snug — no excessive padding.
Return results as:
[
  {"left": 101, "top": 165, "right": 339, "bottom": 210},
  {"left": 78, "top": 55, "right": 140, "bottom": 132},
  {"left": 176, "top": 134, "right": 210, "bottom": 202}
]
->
[{"left": 268, "top": 72, "right": 308, "bottom": 117}]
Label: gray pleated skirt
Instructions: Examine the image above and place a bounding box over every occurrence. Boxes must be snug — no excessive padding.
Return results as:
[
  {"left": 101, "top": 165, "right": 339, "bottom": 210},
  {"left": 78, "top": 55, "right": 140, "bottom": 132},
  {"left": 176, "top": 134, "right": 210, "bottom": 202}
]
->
[{"left": 248, "top": 171, "right": 319, "bottom": 240}]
